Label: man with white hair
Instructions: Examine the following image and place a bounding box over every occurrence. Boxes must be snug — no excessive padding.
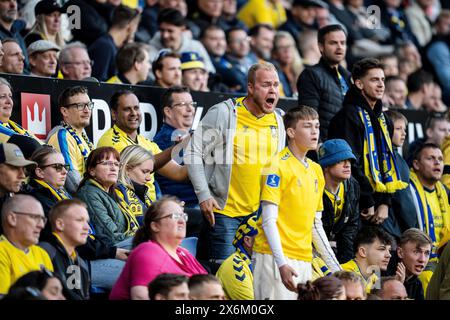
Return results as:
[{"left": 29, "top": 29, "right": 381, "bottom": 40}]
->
[{"left": 59, "top": 42, "right": 92, "bottom": 80}]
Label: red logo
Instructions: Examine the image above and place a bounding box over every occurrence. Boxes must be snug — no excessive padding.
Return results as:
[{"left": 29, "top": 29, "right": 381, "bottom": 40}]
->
[{"left": 21, "top": 93, "right": 51, "bottom": 139}]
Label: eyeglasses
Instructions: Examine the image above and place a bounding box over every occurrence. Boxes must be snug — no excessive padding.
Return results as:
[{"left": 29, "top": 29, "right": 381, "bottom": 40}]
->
[
  {"left": 153, "top": 212, "right": 189, "bottom": 222},
  {"left": 97, "top": 160, "right": 121, "bottom": 168},
  {"left": 171, "top": 101, "right": 197, "bottom": 108},
  {"left": 13, "top": 211, "right": 47, "bottom": 224},
  {"left": 40, "top": 163, "right": 70, "bottom": 172},
  {"left": 63, "top": 102, "right": 94, "bottom": 111},
  {"left": 63, "top": 60, "right": 94, "bottom": 67}
]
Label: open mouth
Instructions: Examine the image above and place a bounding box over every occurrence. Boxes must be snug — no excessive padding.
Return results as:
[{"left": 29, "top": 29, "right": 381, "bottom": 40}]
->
[
  {"left": 266, "top": 98, "right": 275, "bottom": 106},
  {"left": 415, "top": 265, "right": 425, "bottom": 272}
]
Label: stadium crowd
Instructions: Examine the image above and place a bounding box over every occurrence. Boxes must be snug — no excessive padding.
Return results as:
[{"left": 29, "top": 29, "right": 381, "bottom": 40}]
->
[{"left": 0, "top": 0, "right": 449, "bottom": 301}]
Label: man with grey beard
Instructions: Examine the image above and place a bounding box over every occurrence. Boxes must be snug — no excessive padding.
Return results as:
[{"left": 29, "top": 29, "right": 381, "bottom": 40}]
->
[{"left": 0, "top": 0, "right": 28, "bottom": 72}]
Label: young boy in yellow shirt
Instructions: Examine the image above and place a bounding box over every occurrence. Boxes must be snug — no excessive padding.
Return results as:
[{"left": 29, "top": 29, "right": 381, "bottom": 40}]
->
[{"left": 253, "top": 106, "right": 340, "bottom": 300}]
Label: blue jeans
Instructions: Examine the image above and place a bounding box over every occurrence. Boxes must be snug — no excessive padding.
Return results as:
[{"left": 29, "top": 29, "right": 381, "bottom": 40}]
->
[
  {"left": 115, "top": 237, "right": 133, "bottom": 250},
  {"left": 90, "top": 259, "right": 126, "bottom": 289},
  {"left": 208, "top": 213, "right": 244, "bottom": 262}
]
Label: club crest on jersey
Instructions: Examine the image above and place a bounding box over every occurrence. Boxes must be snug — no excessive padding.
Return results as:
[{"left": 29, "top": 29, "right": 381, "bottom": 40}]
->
[
  {"left": 281, "top": 152, "right": 290, "bottom": 160},
  {"left": 315, "top": 179, "right": 318, "bottom": 193},
  {"left": 266, "top": 174, "right": 280, "bottom": 188}
]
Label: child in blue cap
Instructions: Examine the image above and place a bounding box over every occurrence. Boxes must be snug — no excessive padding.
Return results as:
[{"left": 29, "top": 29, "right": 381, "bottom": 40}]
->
[{"left": 318, "top": 138, "right": 360, "bottom": 263}]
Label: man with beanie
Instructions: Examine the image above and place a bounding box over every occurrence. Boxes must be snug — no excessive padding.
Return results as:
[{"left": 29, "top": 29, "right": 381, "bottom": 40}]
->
[
  {"left": 180, "top": 51, "right": 209, "bottom": 92},
  {"left": 318, "top": 139, "right": 360, "bottom": 264},
  {"left": 216, "top": 213, "right": 258, "bottom": 300}
]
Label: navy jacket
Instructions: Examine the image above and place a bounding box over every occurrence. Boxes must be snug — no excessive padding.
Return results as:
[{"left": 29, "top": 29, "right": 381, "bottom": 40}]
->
[
  {"left": 153, "top": 123, "right": 198, "bottom": 206},
  {"left": 89, "top": 33, "right": 118, "bottom": 82},
  {"left": 382, "top": 150, "right": 418, "bottom": 238},
  {"left": 0, "top": 20, "right": 29, "bottom": 73}
]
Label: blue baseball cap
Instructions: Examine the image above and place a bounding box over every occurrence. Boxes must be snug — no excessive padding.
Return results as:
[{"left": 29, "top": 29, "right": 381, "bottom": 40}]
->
[{"left": 318, "top": 139, "right": 356, "bottom": 168}]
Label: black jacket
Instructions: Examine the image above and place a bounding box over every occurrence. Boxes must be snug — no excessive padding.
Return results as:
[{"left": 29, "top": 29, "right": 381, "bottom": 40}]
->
[
  {"left": 382, "top": 150, "right": 418, "bottom": 238},
  {"left": 297, "top": 58, "right": 351, "bottom": 140},
  {"left": 22, "top": 180, "right": 117, "bottom": 261},
  {"left": 322, "top": 177, "right": 361, "bottom": 264},
  {"left": 328, "top": 85, "right": 393, "bottom": 211},
  {"left": 278, "top": 14, "right": 314, "bottom": 44},
  {"left": 405, "top": 275, "right": 424, "bottom": 300},
  {"left": 40, "top": 234, "right": 90, "bottom": 300},
  {"left": 66, "top": 0, "right": 114, "bottom": 47},
  {"left": 0, "top": 193, "right": 12, "bottom": 234}
]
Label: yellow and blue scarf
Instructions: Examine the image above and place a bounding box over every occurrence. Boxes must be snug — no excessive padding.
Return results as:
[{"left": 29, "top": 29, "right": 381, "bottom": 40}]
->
[
  {"left": 358, "top": 107, "right": 408, "bottom": 193},
  {"left": 312, "top": 255, "right": 332, "bottom": 281},
  {"left": 232, "top": 213, "right": 258, "bottom": 272},
  {"left": 33, "top": 179, "right": 71, "bottom": 201},
  {"left": 34, "top": 179, "right": 96, "bottom": 239},
  {"left": 0, "top": 120, "right": 38, "bottom": 143},
  {"left": 62, "top": 122, "right": 93, "bottom": 161},
  {"left": 409, "top": 171, "right": 449, "bottom": 260},
  {"left": 115, "top": 183, "right": 152, "bottom": 226}
]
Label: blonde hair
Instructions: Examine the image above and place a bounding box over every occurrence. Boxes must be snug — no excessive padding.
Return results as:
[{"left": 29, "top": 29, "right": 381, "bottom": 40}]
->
[
  {"left": 119, "top": 145, "right": 154, "bottom": 190},
  {"left": 29, "top": 14, "right": 65, "bottom": 48},
  {"left": 273, "top": 31, "right": 304, "bottom": 81},
  {"left": 247, "top": 62, "right": 277, "bottom": 85}
]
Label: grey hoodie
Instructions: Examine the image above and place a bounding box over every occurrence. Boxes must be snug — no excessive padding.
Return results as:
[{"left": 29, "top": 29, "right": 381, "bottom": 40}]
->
[{"left": 184, "top": 98, "right": 286, "bottom": 210}]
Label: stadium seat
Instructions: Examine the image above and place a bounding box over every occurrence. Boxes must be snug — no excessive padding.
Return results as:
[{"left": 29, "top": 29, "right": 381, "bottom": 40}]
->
[{"left": 180, "top": 237, "right": 198, "bottom": 256}]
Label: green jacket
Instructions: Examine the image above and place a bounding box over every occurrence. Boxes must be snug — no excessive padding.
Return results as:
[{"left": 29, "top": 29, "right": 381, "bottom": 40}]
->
[
  {"left": 77, "top": 180, "right": 128, "bottom": 245},
  {"left": 427, "top": 243, "right": 450, "bottom": 300}
]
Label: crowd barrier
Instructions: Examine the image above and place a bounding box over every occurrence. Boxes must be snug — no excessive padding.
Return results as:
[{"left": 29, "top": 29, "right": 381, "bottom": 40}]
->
[{"left": 5, "top": 74, "right": 428, "bottom": 150}]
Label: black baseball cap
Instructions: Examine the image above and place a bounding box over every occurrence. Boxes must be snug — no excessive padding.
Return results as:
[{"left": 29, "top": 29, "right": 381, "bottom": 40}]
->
[{"left": 35, "top": 0, "right": 64, "bottom": 16}]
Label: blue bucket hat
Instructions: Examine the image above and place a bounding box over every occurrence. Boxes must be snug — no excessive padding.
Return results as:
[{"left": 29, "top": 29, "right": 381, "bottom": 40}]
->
[{"left": 318, "top": 139, "right": 356, "bottom": 168}]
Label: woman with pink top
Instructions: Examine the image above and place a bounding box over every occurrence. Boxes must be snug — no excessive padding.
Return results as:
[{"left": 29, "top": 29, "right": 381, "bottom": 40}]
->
[{"left": 110, "top": 196, "right": 207, "bottom": 300}]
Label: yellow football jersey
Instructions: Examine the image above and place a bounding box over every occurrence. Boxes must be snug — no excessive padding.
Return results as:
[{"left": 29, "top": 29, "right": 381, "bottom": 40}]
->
[
  {"left": 341, "top": 259, "right": 378, "bottom": 294},
  {"left": 216, "top": 251, "right": 254, "bottom": 300},
  {"left": 253, "top": 147, "right": 325, "bottom": 262},
  {"left": 216, "top": 98, "right": 278, "bottom": 218},
  {"left": 0, "top": 237, "right": 53, "bottom": 294}
]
